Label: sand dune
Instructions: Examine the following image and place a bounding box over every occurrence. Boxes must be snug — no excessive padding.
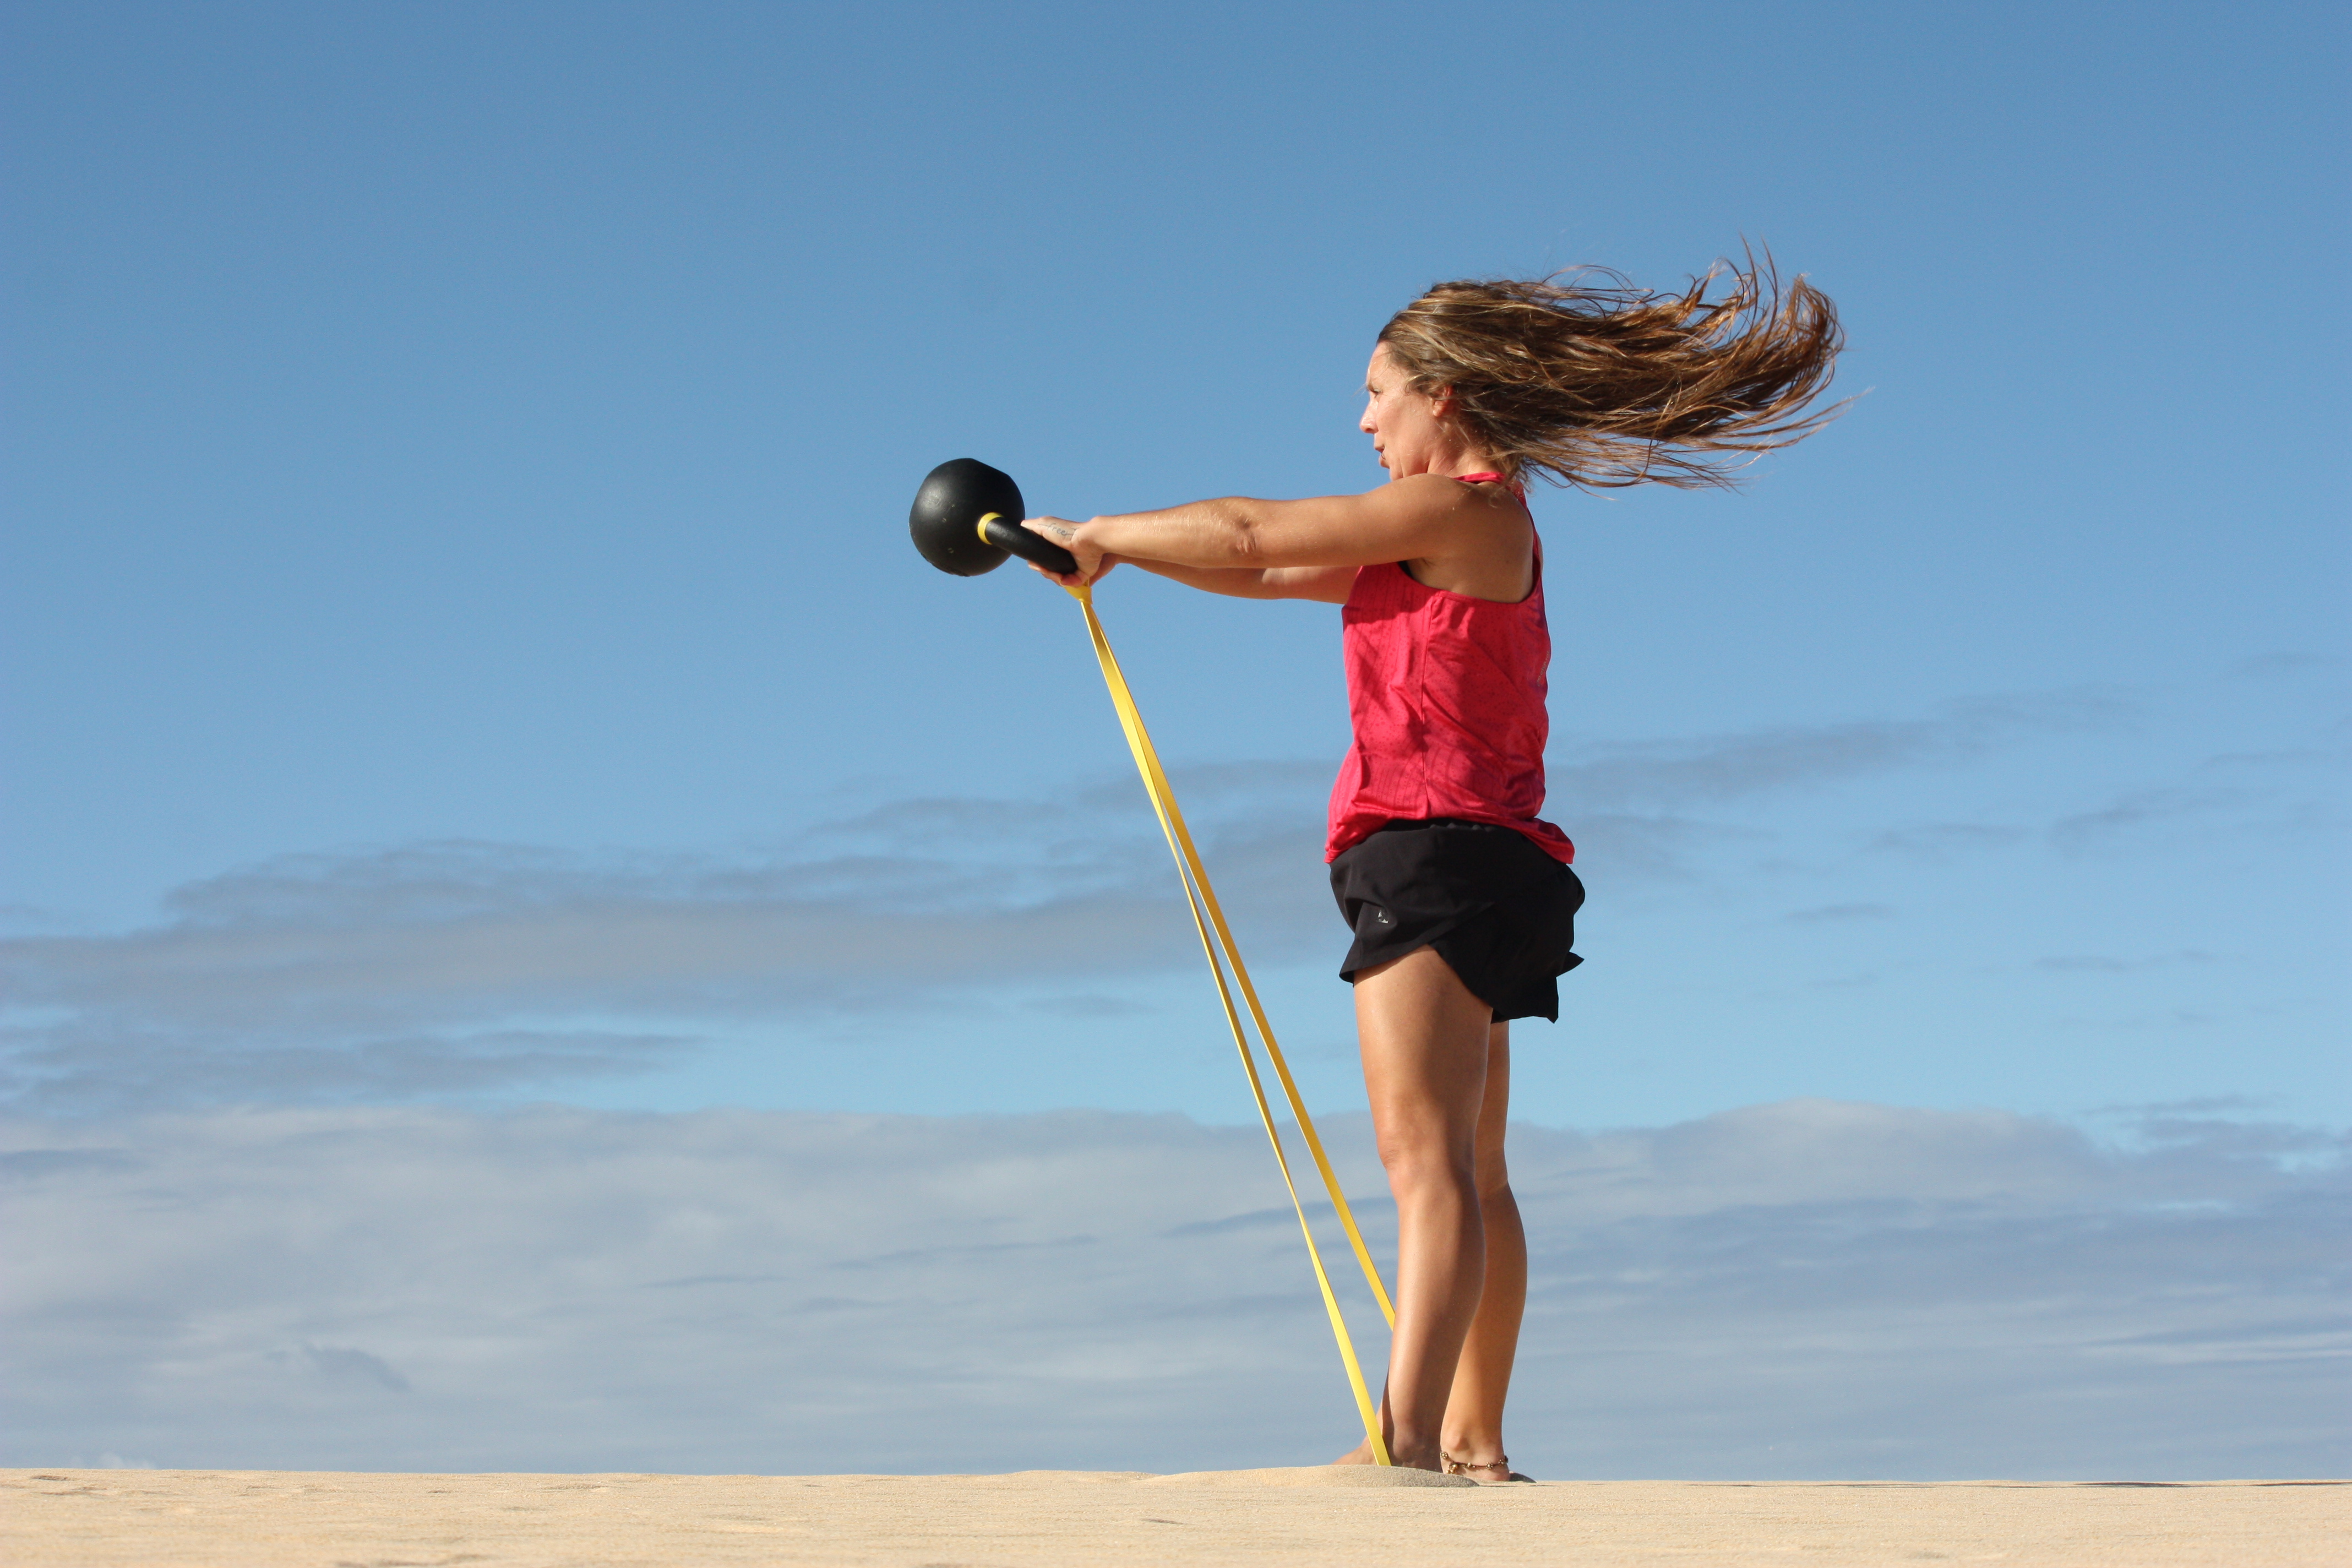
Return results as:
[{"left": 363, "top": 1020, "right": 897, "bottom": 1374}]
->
[{"left": 5, "top": 1467, "right": 2343, "bottom": 1566}]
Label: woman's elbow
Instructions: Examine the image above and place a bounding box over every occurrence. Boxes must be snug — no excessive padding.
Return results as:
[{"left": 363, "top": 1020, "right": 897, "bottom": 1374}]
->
[{"left": 1220, "top": 509, "right": 1272, "bottom": 570}]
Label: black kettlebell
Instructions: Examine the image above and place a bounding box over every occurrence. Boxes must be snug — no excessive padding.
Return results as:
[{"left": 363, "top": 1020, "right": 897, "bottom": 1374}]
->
[{"left": 910, "top": 458, "right": 1079, "bottom": 578}]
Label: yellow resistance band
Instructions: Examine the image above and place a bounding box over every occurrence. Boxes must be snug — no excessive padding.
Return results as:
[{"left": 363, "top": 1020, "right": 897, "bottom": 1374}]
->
[{"left": 1064, "top": 580, "right": 1398, "bottom": 1467}]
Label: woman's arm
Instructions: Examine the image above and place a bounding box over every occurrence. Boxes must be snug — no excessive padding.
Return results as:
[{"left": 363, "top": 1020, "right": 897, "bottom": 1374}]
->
[
  {"left": 1119, "top": 558, "right": 1358, "bottom": 603},
  {"left": 1027, "top": 473, "right": 1517, "bottom": 587}
]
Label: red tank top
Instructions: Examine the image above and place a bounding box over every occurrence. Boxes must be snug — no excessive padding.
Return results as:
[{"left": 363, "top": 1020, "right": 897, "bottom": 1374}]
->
[{"left": 1325, "top": 475, "right": 1575, "bottom": 864}]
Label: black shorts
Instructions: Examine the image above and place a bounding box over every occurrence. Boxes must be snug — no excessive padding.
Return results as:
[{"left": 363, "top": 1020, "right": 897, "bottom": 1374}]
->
[{"left": 1329, "top": 819, "right": 1585, "bottom": 1023}]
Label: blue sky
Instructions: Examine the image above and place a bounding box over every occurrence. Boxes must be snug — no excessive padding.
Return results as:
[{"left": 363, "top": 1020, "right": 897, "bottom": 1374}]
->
[{"left": 2, "top": 1, "right": 2345, "bottom": 1475}]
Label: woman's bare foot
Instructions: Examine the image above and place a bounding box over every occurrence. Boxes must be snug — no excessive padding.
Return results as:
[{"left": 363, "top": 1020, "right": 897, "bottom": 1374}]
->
[{"left": 1330, "top": 1434, "right": 1445, "bottom": 1471}]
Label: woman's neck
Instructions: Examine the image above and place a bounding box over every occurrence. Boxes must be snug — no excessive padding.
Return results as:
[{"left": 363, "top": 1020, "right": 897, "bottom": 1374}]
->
[
  {"left": 1397, "top": 439, "right": 1504, "bottom": 481},
  {"left": 1431, "top": 455, "right": 1507, "bottom": 481}
]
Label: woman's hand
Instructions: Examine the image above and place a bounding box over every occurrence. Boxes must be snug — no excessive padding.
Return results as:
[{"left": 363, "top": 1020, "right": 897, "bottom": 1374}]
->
[{"left": 1023, "top": 516, "right": 1115, "bottom": 588}]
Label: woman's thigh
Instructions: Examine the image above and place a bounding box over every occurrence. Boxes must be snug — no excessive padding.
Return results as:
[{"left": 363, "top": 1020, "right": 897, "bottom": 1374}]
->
[{"left": 1353, "top": 946, "right": 1495, "bottom": 1168}]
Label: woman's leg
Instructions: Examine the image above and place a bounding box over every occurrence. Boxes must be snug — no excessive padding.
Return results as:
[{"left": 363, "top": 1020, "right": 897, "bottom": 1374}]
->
[
  {"left": 1440, "top": 1019, "right": 1526, "bottom": 1474},
  {"left": 1345, "top": 944, "right": 1497, "bottom": 1470}
]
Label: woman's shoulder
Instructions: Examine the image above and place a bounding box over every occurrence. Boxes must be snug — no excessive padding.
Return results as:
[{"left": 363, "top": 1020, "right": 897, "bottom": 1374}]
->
[{"left": 1371, "top": 471, "right": 1528, "bottom": 519}]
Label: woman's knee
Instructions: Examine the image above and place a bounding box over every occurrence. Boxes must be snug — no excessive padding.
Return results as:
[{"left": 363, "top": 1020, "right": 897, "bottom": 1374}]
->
[{"left": 1378, "top": 1135, "right": 1479, "bottom": 1199}]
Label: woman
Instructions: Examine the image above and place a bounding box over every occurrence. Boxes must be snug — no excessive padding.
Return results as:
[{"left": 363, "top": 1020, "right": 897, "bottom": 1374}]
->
[{"left": 1026, "top": 262, "right": 1841, "bottom": 1478}]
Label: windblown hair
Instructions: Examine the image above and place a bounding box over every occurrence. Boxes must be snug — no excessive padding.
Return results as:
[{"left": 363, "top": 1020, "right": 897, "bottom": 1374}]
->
[{"left": 1377, "top": 252, "right": 1845, "bottom": 489}]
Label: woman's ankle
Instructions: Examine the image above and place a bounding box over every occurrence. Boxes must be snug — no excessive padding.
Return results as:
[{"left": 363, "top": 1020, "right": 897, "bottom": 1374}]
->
[{"left": 1441, "top": 1434, "right": 1505, "bottom": 1467}]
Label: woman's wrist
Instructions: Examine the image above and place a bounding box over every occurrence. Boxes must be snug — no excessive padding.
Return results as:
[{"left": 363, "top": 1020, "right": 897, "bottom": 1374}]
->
[{"left": 1075, "top": 515, "right": 1123, "bottom": 558}]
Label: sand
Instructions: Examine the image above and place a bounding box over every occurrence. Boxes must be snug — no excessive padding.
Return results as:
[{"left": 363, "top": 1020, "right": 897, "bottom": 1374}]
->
[{"left": 4, "top": 1467, "right": 2343, "bottom": 1567}]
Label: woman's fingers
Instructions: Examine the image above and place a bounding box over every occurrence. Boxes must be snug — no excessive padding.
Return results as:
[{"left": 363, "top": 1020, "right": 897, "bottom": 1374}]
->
[
  {"left": 1023, "top": 554, "right": 1118, "bottom": 589},
  {"left": 1023, "top": 516, "right": 1107, "bottom": 583},
  {"left": 1027, "top": 560, "right": 1088, "bottom": 589}
]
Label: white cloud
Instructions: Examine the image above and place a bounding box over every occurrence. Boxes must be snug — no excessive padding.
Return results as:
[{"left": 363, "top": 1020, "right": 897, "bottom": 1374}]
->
[
  {"left": 1547, "top": 692, "right": 2132, "bottom": 812},
  {"left": 2, "top": 1100, "right": 2341, "bottom": 1479},
  {"left": 2035, "top": 952, "right": 2216, "bottom": 974},
  {"left": 2222, "top": 651, "right": 2342, "bottom": 682},
  {"left": 1866, "top": 822, "right": 2032, "bottom": 859},
  {"left": 2050, "top": 786, "right": 2250, "bottom": 851},
  {"left": 1, "top": 693, "right": 2184, "bottom": 1115}
]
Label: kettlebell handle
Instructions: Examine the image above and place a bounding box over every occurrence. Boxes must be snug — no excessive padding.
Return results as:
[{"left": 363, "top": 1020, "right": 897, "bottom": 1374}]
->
[{"left": 977, "top": 513, "right": 1078, "bottom": 576}]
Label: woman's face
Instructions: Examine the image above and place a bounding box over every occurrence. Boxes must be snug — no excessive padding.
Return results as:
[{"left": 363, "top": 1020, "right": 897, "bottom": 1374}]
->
[{"left": 1360, "top": 344, "right": 1453, "bottom": 477}]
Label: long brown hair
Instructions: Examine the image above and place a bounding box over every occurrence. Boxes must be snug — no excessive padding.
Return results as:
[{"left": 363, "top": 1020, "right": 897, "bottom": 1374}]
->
[{"left": 1377, "top": 252, "right": 1845, "bottom": 489}]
